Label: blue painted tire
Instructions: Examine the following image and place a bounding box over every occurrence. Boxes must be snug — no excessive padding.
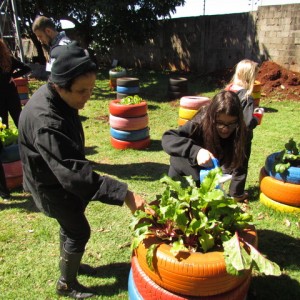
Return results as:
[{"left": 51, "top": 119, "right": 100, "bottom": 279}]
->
[
  {"left": 128, "top": 268, "right": 143, "bottom": 300},
  {"left": 265, "top": 152, "right": 300, "bottom": 184},
  {"left": 116, "top": 86, "right": 139, "bottom": 94},
  {"left": 110, "top": 127, "right": 149, "bottom": 141},
  {"left": 0, "top": 144, "right": 20, "bottom": 163}
]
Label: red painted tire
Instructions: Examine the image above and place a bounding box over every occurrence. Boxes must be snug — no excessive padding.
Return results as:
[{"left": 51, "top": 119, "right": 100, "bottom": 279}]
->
[
  {"left": 135, "top": 228, "right": 257, "bottom": 297},
  {"left": 109, "top": 99, "right": 147, "bottom": 118},
  {"left": 260, "top": 176, "right": 300, "bottom": 207},
  {"left": 14, "top": 77, "right": 28, "bottom": 86},
  {"left": 110, "top": 136, "right": 150, "bottom": 150},
  {"left": 260, "top": 192, "right": 300, "bottom": 213},
  {"left": 109, "top": 114, "right": 148, "bottom": 131},
  {"left": 131, "top": 256, "right": 251, "bottom": 300},
  {"left": 3, "top": 160, "right": 23, "bottom": 190},
  {"left": 179, "top": 96, "right": 210, "bottom": 110},
  {"left": 17, "top": 85, "right": 29, "bottom": 93}
]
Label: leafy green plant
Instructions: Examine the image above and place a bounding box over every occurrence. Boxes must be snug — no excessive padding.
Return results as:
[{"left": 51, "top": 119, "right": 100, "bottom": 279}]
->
[
  {"left": 274, "top": 138, "right": 300, "bottom": 173},
  {"left": 130, "top": 168, "right": 281, "bottom": 276},
  {"left": 111, "top": 66, "right": 125, "bottom": 72},
  {"left": 120, "top": 95, "right": 143, "bottom": 105},
  {"left": 0, "top": 118, "right": 18, "bottom": 147}
]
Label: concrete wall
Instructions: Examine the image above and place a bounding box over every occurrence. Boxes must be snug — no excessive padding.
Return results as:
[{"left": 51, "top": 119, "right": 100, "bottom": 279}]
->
[{"left": 105, "top": 4, "right": 300, "bottom": 74}]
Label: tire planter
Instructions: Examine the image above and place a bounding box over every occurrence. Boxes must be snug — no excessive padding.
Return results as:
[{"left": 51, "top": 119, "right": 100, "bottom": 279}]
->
[
  {"left": 128, "top": 268, "right": 143, "bottom": 300},
  {"left": 109, "top": 68, "right": 127, "bottom": 90},
  {"left": 260, "top": 175, "right": 300, "bottom": 207},
  {"left": 110, "top": 127, "right": 149, "bottom": 141},
  {"left": 260, "top": 192, "right": 300, "bottom": 214},
  {"left": 179, "top": 96, "right": 210, "bottom": 110},
  {"left": 168, "top": 77, "right": 188, "bottom": 100},
  {"left": 109, "top": 99, "right": 150, "bottom": 150},
  {"left": 130, "top": 256, "right": 251, "bottom": 300},
  {"left": 264, "top": 152, "right": 300, "bottom": 184},
  {"left": 178, "top": 107, "right": 198, "bottom": 120},
  {"left": 110, "top": 136, "right": 150, "bottom": 150},
  {"left": 134, "top": 227, "right": 257, "bottom": 297},
  {"left": 252, "top": 81, "right": 261, "bottom": 108},
  {"left": 3, "top": 160, "right": 23, "bottom": 190},
  {"left": 14, "top": 77, "right": 29, "bottom": 106},
  {"left": 116, "top": 77, "right": 139, "bottom": 98},
  {"left": 0, "top": 143, "right": 20, "bottom": 163},
  {"left": 109, "top": 100, "right": 148, "bottom": 118},
  {"left": 109, "top": 114, "right": 149, "bottom": 131},
  {"left": 178, "top": 118, "right": 188, "bottom": 126}
]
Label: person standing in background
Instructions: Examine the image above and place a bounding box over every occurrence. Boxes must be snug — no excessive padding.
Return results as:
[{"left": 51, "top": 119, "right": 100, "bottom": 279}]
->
[
  {"left": 225, "top": 59, "right": 262, "bottom": 202},
  {"left": 32, "top": 16, "right": 71, "bottom": 72},
  {"left": 0, "top": 38, "right": 31, "bottom": 128}
]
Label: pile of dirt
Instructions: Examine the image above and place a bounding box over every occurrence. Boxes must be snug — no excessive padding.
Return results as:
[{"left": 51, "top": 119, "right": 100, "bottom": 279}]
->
[
  {"left": 256, "top": 61, "right": 300, "bottom": 101},
  {"left": 208, "top": 61, "right": 300, "bottom": 101}
]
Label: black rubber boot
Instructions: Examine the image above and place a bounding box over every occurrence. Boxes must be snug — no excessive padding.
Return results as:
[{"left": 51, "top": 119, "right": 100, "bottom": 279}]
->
[
  {"left": 59, "top": 230, "right": 97, "bottom": 276},
  {"left": 56, "top": 247, "right": 95, "bottom": 299}
]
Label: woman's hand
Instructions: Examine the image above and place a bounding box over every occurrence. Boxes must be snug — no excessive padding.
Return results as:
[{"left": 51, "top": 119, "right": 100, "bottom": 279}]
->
[{"left": 196, "top": 148, "right": 215, "bottom": 167}]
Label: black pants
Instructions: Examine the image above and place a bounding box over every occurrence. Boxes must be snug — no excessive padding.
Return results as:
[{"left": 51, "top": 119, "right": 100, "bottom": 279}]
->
[
  {"left": 55, "top": 209, "right": 91, "bottom": 254},
  {"left": 0, "top": 82, "right": 22, "bottom": 128},
  {"left": 0, "top": 160, "right": 10, "bottom": 197}
]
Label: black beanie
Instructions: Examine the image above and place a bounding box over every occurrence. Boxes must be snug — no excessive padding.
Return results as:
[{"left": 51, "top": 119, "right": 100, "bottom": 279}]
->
[{"left": 50, "top": 41, "right": 96, "bottom": 84}]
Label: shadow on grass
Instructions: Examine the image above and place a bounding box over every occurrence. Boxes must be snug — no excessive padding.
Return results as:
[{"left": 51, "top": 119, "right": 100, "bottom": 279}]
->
[
  {"left": 248, "top": 229, "right": 300, "bottom": 299},
  {"left": 88, "top": 262, "right": 131, "bottom": 296},
  {"left": 92, "top": 161, "right": 169, "bottom": 182}
]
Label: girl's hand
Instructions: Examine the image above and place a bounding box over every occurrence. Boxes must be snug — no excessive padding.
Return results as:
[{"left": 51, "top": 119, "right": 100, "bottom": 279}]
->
[{"left": 197, "top": 148, "right": 215, "bottom": 167}]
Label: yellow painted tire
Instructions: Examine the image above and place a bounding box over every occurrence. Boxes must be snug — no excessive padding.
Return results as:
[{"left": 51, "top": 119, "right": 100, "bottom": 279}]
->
[
  {"left": 178, "top": 107, "right": 198, "bottom": 120},
  {"left": 252, "top": 91, "right": 261, "bottom": 99},
  {"left": 260, "top": 192, "right": 300, "bottom": 213},
  {"left": 260, "top": 176, "right": 300, "bottom": 207},
  {"left": 252, "top": 81, "right": 261, "bottom": 93}
]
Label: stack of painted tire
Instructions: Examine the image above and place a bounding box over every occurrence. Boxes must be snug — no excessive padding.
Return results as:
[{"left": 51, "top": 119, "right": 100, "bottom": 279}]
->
[
  {"left": 14, "top": 77, "right": 29, "bottom": 105},
  {"left": 259, "top": 152, "right": 300, "bottom": 213},
  {"left": 0, "top": 144, "right": 23, "bottom": 190},
  {"left": 168, "top": 77, "right": 188, "bottom": 100},
  {"left": 252, "top": 80, "right": 261, "bottom": 108},
  {"left": 109, "top": 68, "right": 127, "bottom": 90},
  {"left": 129, "top": 229, "right": 257, "bottom": 300},
  {"left": 178, "top": 96, "right": 210, "bottom": 126},
  {"left": 116, "top": 77, "right": 139, "bottom": 99},
  {"left": 109, "top": 99, "right": 150, "bottom": 150}
]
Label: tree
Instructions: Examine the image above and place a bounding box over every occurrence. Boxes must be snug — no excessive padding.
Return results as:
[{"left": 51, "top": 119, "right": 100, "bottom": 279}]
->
[{"left": 17, "top": 0, "right": 185, "bottom": 63}]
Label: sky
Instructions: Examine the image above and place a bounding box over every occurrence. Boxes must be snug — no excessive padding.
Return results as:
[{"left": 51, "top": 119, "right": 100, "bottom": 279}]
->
[{"left": 170, "top": 0, "right": 300, "bottom": 18}]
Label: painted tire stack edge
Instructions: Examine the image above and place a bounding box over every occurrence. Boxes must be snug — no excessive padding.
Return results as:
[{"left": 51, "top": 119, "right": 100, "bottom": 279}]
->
[
  {"left": 14, "top": 77, "right": 29, "bottom": 105},
  {"left": 252, "top": 80, "right": 261, "bottom": 108},
  {"left": 178, "top": 96, "right": 210, "bottom": 126},
  {"left": 109, "top": 68, "right": 127, "bottom": 90},
  {"left": 168, "top": 77, "right": 188, "bottom": 100},
  {"left": 259, "top": 152, "right": 300, "bottom": 212},
  {"left": 109, "top": 99, "right": 150, "bottom": 150},
  {"left": 116, "top": 77, "right": 140, "bottom": 99}
]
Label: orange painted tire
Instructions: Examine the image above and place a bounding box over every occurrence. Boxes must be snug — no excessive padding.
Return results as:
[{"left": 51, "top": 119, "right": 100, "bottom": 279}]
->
[
  {"left": 14, "top": 77, "right": 28, "bottom": 86},
  {"left": 179, "top": 96, "right": 210, "bottom": 110},
  {"left": 17, "top": 85, "right": 29, "bottom": 93},
  {"left": 134, "top": 228, "right": 257, "bottom": 297},
  {"left": 131, "top": 256, "right": 251, "bottom": 300},
  {"left": 260, "top": 176, "right": 300, "bottom": 207},
  {"left": 260, "top": 192, "right": 300, "bottom": 214},
  {"left": 178, "top": 107, "right": 198, "bottom": 120},
  {"left": 109, "top": 114, "right": 149, "bottom": 131},
  {"left": 110, "top": 136, "right": 150, "bottom": 150},
  {"left": 178, "top": 118, "right": 188, "bottom": 126},
  {"left": 3, "top": 160, "right": 23, "bottom": 190},
  {"left": 109, "top": 99, "right": 148, "bottom": 117}
]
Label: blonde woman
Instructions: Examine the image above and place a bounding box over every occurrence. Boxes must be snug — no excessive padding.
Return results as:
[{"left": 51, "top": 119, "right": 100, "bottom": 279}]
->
[
  {"left": 225, "top": 59, "right": 261, "bottom": 201},
  {"left": 0, "top": 39, "right": 31, "bottom": 128}
]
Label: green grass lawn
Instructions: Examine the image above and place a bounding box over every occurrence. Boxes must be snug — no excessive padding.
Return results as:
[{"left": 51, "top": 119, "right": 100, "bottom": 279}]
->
[{"left": 0, "top": 69, "right": 299, "bottom": 299}]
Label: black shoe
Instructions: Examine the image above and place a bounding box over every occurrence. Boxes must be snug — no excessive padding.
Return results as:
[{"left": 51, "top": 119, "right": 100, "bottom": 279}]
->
[{"left": 56, "top": 278, "right": 95, "bottom": 299}]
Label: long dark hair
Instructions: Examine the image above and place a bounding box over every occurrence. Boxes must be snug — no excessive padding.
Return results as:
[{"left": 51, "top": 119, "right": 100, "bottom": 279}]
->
[{"left": 191, "top": 91, "right": 246, "bottom": 169}]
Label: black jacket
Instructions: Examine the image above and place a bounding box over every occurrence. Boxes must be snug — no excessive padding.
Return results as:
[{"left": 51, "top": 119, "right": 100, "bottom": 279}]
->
[{"left": 18, "top": 83, "right": 127, "bottom": 217}]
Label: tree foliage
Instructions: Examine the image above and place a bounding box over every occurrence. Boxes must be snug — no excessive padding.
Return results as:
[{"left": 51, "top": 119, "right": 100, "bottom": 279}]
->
[{"left": 17, "top": 0, "right": 185, "bottom": 56}]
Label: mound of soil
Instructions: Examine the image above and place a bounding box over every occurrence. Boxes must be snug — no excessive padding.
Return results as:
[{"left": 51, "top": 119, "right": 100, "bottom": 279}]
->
[{"left": 208, "top": 61, "right": 300, "bottom": 101}]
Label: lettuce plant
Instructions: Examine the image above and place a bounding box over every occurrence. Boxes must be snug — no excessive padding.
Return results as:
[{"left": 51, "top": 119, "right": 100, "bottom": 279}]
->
[
  {"left": 0, "top": 118, "right": 18, "bottom": 147},
  {"left": 130, "top": 168, "right": 281, "bottom": 276}
]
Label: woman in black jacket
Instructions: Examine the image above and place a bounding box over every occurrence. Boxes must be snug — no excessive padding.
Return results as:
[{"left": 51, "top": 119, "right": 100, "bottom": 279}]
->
[
  {"left": 0, "top": 38, "right": 31, "bottom": 128},
  {"left": 162, "top": 91, "right": 247, "bottom": 190}
]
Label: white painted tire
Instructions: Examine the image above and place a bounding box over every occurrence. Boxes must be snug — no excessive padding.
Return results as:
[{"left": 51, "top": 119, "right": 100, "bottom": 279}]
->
[{"left": 180, "top": 96, "right": 210, "bottom": 110}]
